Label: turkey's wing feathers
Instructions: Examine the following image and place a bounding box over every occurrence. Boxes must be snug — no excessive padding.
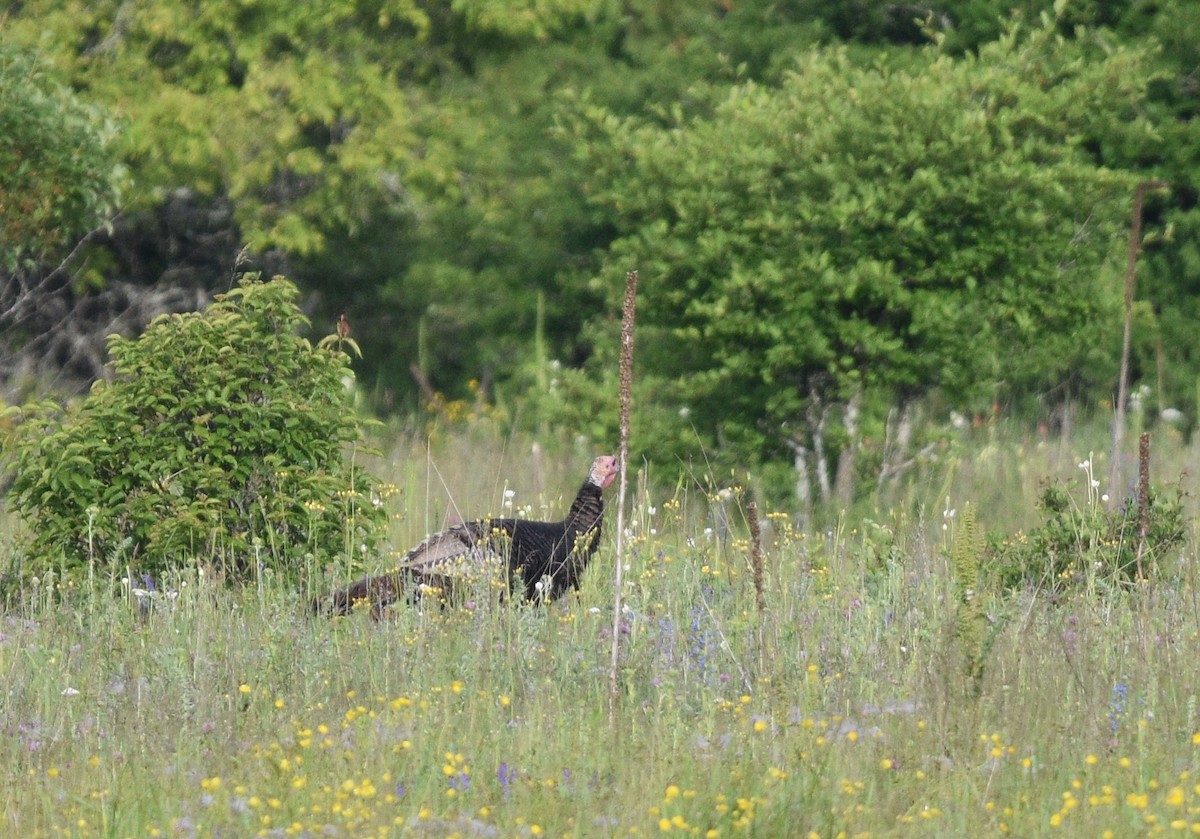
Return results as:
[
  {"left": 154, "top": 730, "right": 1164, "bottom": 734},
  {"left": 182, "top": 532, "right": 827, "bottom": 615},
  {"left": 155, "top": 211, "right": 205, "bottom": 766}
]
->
[{"left": 400, "top": 519, "right": 515, "bottom": 573}]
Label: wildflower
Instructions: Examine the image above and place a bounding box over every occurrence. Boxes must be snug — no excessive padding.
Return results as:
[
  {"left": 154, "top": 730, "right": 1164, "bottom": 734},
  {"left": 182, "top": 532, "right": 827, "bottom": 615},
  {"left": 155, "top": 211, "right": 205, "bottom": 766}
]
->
[
  {"left": 1126, "top": 792, "right": 1150, "bottom": 809},
  {"left": 497, "top": 762, "right": 517, "bottom": 798}
]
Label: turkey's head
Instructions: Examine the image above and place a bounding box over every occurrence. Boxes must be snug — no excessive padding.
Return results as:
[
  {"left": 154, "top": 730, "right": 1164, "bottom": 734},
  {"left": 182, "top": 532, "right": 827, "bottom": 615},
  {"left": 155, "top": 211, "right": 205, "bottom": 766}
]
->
[{"left": 589, "top": 455, "right": 619, "bottom": 489}]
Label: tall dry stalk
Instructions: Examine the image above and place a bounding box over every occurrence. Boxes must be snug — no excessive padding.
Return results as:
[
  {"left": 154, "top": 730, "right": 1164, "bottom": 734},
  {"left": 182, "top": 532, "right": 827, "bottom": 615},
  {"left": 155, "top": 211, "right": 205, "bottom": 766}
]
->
[
  {"left": 746, "top": 498, "right": 767, "bottom": 673},
  {"left": 1110, "top": 180, "right": 1169, "bottom": 499},
  {"left": 609, "top": 269, "right": 638, "bottom": 720},
  {"left": 1134, "top": 431, "right": 1150, "bottom": 583}
]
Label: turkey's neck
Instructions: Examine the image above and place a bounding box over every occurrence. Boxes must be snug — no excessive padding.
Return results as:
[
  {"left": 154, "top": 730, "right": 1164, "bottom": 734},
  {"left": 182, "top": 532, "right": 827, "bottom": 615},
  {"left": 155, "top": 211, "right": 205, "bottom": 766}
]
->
[{"left": 563, "top": 483, "right": 605, "bottom": 536}]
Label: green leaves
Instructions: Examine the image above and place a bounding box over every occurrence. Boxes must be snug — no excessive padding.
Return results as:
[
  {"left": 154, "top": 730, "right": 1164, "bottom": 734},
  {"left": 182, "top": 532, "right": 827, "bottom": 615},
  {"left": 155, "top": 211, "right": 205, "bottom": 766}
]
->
[
  {"left": 989, "top": 480, "right": 1186, "bottom": 592},
  {"left": 7, "top": 276, "right": 386, "bottom": 580},
  {"left": 569, "top": 18, "right": 1151, "bottom": 468},
  {"left": 7, "top": 0, "right": 424, "bottom": 256},
  {"left": 0, "top": 41, "right": 124, "bottom": 271}
]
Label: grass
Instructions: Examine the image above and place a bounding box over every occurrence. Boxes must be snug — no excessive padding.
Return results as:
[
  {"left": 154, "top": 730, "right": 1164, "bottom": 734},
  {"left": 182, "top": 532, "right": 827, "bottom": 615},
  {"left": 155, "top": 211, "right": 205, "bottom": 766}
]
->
[{"left": 3, "top": 418, "right": 1200, "bottom": 838}]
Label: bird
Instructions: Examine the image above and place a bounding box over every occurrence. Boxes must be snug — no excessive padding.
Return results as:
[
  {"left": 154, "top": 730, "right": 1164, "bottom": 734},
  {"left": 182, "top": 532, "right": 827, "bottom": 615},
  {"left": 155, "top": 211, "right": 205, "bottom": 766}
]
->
[{"left": 314, "top": 454, "right": 619, "bottom": 617}]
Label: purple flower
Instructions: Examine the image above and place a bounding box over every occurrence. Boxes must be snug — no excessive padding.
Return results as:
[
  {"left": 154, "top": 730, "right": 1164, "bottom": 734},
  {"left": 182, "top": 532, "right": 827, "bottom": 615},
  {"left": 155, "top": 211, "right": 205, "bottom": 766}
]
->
[
  {"left": 497, "top": 762, "right": 517, "bottom": 799},
  {"left": 1109, "top": 681, "right": 1129, "bottom": 735}
]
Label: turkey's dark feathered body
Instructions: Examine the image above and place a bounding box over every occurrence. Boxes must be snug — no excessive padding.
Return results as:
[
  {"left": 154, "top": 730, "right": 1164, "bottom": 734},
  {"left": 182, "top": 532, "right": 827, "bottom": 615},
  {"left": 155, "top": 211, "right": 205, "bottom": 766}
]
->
[
  {"left": 314, "top": 458, "right": 612, "bottom": 618},
  {"left": 502, "top": 479, "right": 605, "bottom": 598}
]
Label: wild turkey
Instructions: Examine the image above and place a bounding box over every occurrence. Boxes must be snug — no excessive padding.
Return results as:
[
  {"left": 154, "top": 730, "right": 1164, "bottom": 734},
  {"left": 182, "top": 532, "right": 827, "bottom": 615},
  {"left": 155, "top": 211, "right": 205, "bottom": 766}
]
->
[{"left": 314, "top": 454, "right": 618, "bottom": 617}]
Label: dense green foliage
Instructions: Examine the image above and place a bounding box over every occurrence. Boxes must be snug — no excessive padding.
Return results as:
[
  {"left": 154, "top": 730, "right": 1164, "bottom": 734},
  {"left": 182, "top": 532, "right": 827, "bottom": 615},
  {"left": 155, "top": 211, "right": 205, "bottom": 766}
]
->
[
  {"left": 566, "top": 21, "right": 1152, "bottom": 474},
  {"left": 2, "top": 0, "right": 1197, "bottom": 503},
  {"left": 0, "top": 40, "right": 124, "bottom": 271},
  {"left": 5, "top": 276, "right": 385, "bottom": 580}
]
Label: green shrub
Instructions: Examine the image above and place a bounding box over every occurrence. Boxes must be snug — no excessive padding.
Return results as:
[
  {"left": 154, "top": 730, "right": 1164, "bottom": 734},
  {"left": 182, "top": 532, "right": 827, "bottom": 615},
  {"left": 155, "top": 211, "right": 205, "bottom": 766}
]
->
[
  {"left": 988, "top": 475, "right": 1186, "bottom": 594},
  {"left": 5, "top": 275, "right": 386, "bottom": 582}
]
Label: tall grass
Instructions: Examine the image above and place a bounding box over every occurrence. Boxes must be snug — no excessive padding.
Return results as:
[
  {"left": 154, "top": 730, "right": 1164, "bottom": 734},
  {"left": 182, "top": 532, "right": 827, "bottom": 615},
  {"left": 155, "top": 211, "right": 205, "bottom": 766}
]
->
[{"left": 3, "top": 419, "right": 1200, "bottom": 838}]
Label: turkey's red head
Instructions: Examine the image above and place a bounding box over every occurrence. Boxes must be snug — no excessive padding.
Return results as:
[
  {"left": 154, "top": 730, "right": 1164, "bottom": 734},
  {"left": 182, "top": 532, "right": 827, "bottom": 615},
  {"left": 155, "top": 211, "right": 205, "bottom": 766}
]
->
[{"left": 589, "top": 454, "right": 619, "bottom": 489}]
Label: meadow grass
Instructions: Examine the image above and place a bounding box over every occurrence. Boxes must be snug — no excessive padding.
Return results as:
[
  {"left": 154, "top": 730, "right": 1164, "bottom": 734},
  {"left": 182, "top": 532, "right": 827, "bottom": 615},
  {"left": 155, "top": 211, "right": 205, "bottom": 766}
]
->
[{"left": 3, "top": 419, "right": 1200, "bottom": 838}]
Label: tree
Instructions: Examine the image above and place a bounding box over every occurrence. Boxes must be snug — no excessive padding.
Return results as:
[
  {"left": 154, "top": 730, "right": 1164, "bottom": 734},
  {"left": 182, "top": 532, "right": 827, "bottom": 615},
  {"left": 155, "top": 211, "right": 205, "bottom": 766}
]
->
[
  {"left": 567, "top": 16, "right": 1156, "bottom": 505},
  {"left": 2, "top": 0, "right": 832, "bottom": 408},
  {"left": 0, "top": 41, "right": 127, "bottom": 391}
]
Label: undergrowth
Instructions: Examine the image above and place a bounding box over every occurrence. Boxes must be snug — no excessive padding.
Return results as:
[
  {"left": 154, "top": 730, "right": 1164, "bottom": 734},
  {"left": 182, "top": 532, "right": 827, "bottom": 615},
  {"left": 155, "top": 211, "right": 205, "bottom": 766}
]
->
[{"left": 2, "top": 276, "right": 387, "bottom": 590}]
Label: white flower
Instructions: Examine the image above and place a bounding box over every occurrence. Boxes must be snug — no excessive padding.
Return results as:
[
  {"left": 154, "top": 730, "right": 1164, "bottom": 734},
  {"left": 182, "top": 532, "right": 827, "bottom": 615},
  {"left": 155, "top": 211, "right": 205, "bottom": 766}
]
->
[{"left": 61, "top": 687, "right": 80, "bottom": 697}]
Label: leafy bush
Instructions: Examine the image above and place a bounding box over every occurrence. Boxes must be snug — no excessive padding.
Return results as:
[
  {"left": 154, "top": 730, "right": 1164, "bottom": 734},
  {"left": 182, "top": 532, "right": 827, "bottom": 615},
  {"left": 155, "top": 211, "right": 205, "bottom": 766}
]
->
[
  {"left": 5, "top": 276, "right": 387, "bottom": 581},
  {"left": 988, "top": 476, "right": 1186, "bottom": 593}
]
